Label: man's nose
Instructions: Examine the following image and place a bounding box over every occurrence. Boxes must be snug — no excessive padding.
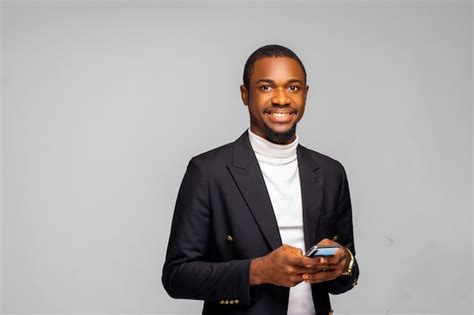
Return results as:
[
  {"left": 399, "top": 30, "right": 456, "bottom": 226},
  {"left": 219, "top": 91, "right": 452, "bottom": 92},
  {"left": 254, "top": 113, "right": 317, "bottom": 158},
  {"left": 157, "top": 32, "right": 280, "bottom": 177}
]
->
[{"left": 271, "top": 88, "right": 290, "bottom": 105}]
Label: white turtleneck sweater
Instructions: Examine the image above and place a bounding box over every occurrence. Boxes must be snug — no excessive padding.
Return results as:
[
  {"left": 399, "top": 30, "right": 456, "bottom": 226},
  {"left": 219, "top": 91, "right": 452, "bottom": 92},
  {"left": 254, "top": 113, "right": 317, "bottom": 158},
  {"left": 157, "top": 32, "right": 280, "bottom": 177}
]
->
[{"left": 248, "top": 128, "right": 315, "bottom": 315}]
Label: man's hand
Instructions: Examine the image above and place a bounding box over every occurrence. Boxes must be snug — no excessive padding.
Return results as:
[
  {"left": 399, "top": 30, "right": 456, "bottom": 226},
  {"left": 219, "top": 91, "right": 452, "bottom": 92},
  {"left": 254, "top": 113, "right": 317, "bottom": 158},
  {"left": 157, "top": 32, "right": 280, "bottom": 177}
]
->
[
  {"left": 249, "top": 244, "right": 321, "bottom": 287},
  {"left": 301, "top": 238, "right": 348, "bottom": 284}
]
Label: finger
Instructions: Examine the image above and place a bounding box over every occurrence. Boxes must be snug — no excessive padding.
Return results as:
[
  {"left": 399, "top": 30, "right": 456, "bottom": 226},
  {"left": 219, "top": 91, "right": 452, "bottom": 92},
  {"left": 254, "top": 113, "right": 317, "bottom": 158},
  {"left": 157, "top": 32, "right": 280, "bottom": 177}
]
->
[
  {"left": 304, "top": 256, "right": 340, "bottom": 270},
  {"left": 300, "top": 256, "right": 324, "bottom": 267},
  {"left": 318, "top": 247, "right": 346, "bottom": 265},
  {"left": 283, "top": 264, "right": 321, "bottom": 275},
  {"left": 288, "top": 274, "right": 304, "bottom": 285},
  {"left": 286, "top": 254, "right": 307, "bottom": 267},
  {"left": 322, "top": 253, "right": 344, "bottom": 265},
  {"left": 303, "top": 260, "right": 347, "bottom": 277},
  {"left": 323, "top": 257, "right": 346, "bottom": 271},
  {"left": 316, "top": 238, "right": 338, "bottom": 246},
  {"left": 280, "top": 246, "right": 306, "bottom": 266},
  {"left": 308, "top": 256, "right": 334, "bottom": 266},
  {"left": 302, "top": 256, "right": 343, "bottom": 269},
  {"left": 302, "top": 270, "right": 338, "bottom": 283},
  {"left": 302, "top": 269, "right": 341, "bottom": 284},
  {"left": 334, "top": 247, "right": 346, "bottom": 260},
  {"left": 287, "top": 255, "right": 330, "bottom": 273},
  {"left": 281, "top": 244, "right": 304, "bottom": 254}
]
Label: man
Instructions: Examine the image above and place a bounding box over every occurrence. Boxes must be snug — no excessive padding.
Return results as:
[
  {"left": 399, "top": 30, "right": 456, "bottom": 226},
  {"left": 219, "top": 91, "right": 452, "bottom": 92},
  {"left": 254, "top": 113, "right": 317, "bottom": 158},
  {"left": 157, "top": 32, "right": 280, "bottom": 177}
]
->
[{"left": 162, "top": 45, "right": 359, "bottom": 315}]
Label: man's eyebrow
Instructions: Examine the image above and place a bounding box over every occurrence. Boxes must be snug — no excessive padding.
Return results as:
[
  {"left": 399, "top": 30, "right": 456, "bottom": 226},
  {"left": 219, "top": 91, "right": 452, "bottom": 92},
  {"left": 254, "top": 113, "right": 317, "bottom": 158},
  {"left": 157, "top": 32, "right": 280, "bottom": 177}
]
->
[
  {"left": 255, "top": 79, "right": 275, "bottom": 84},
  {"left": 287, "top": 79, "right": 304, "bottom": 84},
  {"left": 255, "top": 78, "right": 304, "bottom": 84}
]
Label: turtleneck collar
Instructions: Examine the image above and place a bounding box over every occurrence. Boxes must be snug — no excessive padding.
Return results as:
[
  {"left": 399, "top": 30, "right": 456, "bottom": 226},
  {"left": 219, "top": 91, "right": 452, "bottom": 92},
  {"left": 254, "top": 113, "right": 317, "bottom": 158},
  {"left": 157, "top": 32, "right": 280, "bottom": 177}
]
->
[{"left": 248, "top": 128, "right": 298, "bottom": 159}]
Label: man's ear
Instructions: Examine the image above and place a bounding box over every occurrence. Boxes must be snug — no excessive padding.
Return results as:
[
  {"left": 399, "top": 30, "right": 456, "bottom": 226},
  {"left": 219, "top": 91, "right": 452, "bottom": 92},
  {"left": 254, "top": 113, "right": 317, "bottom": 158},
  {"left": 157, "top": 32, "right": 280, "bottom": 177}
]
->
[
  {"left": 303, "top": 85, "right": 309, "bottom": 102},
  {"left": 240, "top": 85, "right": 249, "bottom": 106}
]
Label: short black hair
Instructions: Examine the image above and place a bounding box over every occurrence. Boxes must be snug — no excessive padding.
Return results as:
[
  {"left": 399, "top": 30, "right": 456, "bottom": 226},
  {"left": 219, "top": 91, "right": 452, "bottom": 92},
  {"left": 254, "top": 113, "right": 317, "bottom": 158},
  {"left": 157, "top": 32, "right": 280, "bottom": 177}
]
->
[{"left": 243, "top": 44, "right": 307, "bottom": 90}]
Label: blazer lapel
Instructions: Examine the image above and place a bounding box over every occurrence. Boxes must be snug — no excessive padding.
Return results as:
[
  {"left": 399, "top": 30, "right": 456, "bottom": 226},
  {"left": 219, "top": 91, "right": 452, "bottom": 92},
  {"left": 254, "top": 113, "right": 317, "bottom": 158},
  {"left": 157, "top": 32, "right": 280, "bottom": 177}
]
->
[
  {"left": 227, "top": 131, "right": 282, "bottom": 250},
  {"left": 297, "top": 145, "right": 324, "bottom": 250},
  {"left": 226, "top": 131, "right": 325, "bottom": 252}
]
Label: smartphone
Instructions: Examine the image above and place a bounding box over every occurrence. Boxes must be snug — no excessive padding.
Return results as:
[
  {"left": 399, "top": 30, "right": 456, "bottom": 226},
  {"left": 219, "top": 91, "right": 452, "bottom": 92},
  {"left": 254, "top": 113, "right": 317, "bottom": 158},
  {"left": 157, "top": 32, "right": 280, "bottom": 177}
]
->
[{"left": 305, "top": 245, "right": 339, "bottom": 257}]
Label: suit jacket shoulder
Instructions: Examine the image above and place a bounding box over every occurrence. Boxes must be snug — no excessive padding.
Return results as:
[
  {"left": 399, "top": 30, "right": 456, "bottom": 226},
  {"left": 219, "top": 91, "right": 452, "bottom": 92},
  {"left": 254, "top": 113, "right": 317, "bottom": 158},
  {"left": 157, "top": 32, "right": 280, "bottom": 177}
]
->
[
  {"left": 298, "top": 144, "right": 345, "bottom": 173},
  {"left": 297, "top": 144, "right": 348, "bottom": 193}
]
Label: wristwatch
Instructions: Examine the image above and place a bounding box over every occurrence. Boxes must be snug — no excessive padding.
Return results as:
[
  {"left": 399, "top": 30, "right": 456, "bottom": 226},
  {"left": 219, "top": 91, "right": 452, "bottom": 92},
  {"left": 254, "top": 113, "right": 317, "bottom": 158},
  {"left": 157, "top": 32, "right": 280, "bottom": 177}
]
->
[{"left": 341, "top": 247, "right": 355, "bottom": 276}]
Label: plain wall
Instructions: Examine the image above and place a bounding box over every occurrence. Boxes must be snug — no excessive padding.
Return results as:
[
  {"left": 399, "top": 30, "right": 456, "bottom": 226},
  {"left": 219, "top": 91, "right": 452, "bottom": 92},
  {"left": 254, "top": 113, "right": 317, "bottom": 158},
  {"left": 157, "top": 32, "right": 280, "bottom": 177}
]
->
[{"left": 1, "top": 1, "right": 472, "bottom": 314}]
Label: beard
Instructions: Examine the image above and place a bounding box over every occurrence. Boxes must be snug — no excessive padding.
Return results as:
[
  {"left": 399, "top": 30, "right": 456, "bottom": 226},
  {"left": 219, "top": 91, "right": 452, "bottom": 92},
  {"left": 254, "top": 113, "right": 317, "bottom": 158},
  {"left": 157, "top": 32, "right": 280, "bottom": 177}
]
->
[{"left": 262, "top": 123, "right": 297, "bottom": 144}]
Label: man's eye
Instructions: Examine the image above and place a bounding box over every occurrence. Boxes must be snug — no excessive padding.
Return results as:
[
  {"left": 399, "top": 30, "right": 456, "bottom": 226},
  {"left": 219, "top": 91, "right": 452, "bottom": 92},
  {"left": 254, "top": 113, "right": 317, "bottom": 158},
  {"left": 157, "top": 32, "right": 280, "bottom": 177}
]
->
[
  {"left": 260, "top": 85, "right": 271, "bottom": 91},
  {"left": 289, "top": 86, "right": 299, "bottom": 91}
]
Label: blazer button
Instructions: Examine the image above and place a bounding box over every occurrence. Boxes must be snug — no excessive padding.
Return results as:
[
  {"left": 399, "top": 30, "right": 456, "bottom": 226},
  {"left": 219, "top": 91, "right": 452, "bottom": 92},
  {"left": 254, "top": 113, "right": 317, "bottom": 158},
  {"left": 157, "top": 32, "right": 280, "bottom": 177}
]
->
[
  {"left": 332, "top": 235, "right": 339, "bottom": 242},
  {"left": 229, "top": 300, "right": 234, "bottom": 304},
  {"left": 234, "top": 299, "right": 240, "bottom": 304},
  {"left": 219, "top": 300, "right": 224, "bottom": 304},
  {"left": 226, "top": 234, "right": 234, "bottom": 243},
  {"left": 225, "top": 300, "right": 229, "bottom": 304}
]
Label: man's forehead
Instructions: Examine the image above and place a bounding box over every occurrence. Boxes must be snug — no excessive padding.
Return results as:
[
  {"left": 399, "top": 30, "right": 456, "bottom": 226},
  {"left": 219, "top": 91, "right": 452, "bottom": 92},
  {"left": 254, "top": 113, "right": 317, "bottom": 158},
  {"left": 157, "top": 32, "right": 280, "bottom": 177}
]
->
[{"left": 251, "top": 57, "right": 305, "bottom": 81}]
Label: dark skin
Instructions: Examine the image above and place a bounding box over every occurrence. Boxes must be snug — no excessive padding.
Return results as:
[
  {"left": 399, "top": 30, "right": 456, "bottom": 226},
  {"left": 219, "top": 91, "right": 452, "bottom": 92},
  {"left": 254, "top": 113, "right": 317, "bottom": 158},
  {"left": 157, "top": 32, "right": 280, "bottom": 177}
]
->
[
  {"left": 240, "top": 56, "right": 307, "bottom": 144},
  {"left": 240, "top": 57, "right": 348, "bottom": 286}
]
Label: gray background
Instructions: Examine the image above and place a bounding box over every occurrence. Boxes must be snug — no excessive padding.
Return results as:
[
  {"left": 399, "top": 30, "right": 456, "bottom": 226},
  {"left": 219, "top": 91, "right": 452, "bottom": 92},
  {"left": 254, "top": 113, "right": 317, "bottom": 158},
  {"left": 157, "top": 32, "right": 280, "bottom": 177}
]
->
[{"left": 1, "top": 0, "right": 472, "bottom": 314}]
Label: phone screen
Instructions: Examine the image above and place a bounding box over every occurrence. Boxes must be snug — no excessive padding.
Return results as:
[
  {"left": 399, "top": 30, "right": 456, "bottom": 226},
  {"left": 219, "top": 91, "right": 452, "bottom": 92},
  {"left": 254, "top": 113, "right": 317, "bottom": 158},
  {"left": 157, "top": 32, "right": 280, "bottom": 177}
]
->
[{"left": 305, "top": 245, "right": 339, "bottom": 257}]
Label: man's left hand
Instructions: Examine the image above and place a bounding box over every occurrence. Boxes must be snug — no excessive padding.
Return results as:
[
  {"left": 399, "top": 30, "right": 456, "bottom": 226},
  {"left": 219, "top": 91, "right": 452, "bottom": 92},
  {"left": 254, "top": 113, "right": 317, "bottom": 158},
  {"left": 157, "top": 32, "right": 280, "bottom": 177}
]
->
[{"left": 301, "top": 238, "right": 348, "bottom": 284}]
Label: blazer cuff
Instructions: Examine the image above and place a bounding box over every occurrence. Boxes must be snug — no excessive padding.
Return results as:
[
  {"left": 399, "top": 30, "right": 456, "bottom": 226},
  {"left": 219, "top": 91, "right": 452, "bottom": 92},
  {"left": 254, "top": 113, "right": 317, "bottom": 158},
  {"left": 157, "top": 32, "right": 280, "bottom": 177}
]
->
[
  {"left": 328, "top": 258, "right": 359, "bottom": 295},
  {"left": 219, "top": 258, "right": 253, "bottom": 306}
]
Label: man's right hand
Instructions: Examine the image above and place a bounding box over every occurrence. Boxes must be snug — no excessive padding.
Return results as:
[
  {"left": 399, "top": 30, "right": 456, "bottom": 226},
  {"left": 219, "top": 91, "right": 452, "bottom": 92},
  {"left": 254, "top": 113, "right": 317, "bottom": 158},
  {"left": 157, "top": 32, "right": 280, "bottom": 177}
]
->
[{"left": 249, "top": 244, "right": 320, "bottom": 287}]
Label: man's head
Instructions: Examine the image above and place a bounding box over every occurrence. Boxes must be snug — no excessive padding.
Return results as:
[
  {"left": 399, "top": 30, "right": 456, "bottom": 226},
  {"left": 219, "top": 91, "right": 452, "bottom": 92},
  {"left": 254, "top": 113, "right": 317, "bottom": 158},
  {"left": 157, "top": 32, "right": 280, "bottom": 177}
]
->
[{"left": 240, "top": 45, "right": 309, "bottom": 144}]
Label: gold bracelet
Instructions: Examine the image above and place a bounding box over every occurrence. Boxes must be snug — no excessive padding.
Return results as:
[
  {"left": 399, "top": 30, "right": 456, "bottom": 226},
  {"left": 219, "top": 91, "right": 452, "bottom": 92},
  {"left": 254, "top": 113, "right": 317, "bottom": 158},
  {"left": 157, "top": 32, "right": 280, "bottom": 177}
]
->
[{"left": 341, "top": 248, "right": 355, "bottom": 276}]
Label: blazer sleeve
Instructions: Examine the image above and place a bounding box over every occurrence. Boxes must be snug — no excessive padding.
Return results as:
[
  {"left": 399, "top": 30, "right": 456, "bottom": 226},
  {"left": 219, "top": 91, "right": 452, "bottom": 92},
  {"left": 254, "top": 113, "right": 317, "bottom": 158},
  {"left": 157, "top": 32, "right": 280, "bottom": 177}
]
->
[
  {"left": 162, "top": 156, "right": 253, "bottom": 305},
  {"left": 326, "top": 162, "right": 360, "bottom": 295}
]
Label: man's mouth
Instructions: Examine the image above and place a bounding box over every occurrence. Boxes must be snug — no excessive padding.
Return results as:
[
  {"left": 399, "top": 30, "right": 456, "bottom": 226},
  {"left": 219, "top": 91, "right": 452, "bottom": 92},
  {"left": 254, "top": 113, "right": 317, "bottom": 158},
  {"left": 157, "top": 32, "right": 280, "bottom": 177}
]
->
[
  {"left": 266, "top": 110, "right": 295, "bottom": 122},
  {"left": 271, "top": 112, "right": 290, "bottom": 118}
]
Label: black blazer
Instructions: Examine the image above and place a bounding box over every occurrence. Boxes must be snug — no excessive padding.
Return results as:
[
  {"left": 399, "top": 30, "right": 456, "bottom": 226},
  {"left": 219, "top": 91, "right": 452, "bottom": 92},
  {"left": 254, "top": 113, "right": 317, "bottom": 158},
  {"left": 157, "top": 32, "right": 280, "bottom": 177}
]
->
[{"left": 162, "top": 130, "right": 359, "bottom": 315}]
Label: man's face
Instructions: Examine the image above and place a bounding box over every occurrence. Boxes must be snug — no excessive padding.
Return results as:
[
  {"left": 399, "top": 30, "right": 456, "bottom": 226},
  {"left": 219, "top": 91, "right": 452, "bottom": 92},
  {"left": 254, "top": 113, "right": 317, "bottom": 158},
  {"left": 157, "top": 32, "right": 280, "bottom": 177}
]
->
[{"left": 240, "top": 57, "right": 309, "bottom": 144}]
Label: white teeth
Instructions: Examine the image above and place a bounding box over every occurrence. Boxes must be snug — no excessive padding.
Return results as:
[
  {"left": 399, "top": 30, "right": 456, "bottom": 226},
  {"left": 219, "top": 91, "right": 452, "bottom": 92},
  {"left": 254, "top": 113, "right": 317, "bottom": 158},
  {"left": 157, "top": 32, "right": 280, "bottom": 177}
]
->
[{"left": 271, "top": 112, "right": 289, "bottom": 117}]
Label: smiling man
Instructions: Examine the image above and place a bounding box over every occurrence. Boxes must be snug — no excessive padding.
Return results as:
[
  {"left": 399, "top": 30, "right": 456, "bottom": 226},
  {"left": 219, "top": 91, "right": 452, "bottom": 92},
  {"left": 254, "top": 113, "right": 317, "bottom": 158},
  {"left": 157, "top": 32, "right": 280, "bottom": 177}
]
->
[{"left": 162, "top": 45, "right": 359, "bottom": 315}]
